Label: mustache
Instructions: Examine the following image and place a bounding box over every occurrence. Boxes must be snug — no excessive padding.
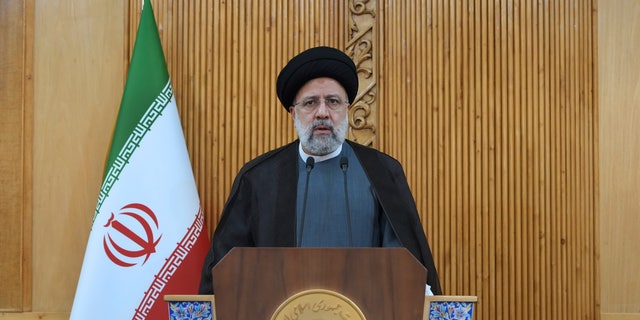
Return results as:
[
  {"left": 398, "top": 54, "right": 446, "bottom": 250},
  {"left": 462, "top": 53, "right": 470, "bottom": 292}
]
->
[{"left": 311, "top": 119, "right": 334, "bottom": 131}]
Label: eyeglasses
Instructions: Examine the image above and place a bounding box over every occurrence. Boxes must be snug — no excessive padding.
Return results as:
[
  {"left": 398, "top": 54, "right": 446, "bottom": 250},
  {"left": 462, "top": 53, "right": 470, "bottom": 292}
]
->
[{"left": 293, "top": 97, "right": 349, "bottom": 112}]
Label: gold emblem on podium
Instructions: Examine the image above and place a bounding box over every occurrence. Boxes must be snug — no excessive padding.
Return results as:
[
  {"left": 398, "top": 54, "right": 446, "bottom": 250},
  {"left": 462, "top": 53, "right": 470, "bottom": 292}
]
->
[{"left": 271, "top": 289, "right": 366, "bottom": 320}]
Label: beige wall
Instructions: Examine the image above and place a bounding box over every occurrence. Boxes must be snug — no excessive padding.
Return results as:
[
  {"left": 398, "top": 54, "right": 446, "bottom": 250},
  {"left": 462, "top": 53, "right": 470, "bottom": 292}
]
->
[
  {"left": 1, "top": 0, "right": 639, "bottom": 319},
  {"left": 31, "top": 0, "right": 125, "bottom": 314},
  {"left": 599, "top": 0, "right": 640, "bottom": 317}
]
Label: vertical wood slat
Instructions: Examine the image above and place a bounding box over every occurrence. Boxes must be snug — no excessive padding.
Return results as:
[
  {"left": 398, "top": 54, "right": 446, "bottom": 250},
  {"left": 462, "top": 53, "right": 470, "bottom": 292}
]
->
[
  {"left": 125, "top": 1, "right": 598, "bottom": 319},
  {"left": 378, "top": 0, "right": 597, "bottom": 319}
]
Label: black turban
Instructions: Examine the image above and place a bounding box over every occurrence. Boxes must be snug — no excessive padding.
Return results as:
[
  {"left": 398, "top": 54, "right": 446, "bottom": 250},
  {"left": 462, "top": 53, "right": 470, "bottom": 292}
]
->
[{"left": 276, "top": 46, "right": 359, "bottom": 112}]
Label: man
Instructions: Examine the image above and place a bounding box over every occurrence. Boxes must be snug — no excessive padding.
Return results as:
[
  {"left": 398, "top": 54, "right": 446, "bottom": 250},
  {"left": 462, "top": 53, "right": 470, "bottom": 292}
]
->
[{"left": 198, "top": 46, "right": 442, "bottom": 295}]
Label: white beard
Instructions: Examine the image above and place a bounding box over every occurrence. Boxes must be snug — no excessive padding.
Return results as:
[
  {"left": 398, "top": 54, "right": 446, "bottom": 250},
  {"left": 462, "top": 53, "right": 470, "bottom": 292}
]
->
[{"left": 295, "top": 114, "right": 348, "bottom": 155}]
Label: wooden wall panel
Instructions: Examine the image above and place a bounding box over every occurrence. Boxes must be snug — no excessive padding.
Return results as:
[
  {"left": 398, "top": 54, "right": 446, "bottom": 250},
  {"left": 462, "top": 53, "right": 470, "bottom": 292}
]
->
[
  {"left": 599, "top": 0, "right": 640, "bottom": 315},
  {"left": 0, "top": 0, "right": 33, "bottom": 311},
  {"left": 9, "top": 0, "right": 640, "bottom": 319},
  {"left": 124, "top": 0, "right": 598, "bottom": 319},
  {"left": 31, "top": 0, "right": 125, "bottom": 312},
  {"left": 379, "top": 1, "right": 598, "bottom": 319}
]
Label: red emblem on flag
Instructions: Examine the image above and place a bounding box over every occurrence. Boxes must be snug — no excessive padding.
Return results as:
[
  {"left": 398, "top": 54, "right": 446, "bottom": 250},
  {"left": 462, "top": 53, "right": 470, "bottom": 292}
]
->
[{"left": 103, "top": 203, "right": 162, "bottom": 267}]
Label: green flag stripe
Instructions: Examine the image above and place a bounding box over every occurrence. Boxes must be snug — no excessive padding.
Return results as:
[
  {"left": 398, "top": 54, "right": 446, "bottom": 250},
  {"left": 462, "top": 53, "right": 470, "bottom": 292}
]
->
[
  {"left": 104, "top": 0, "right": 169, "bottom": 181},
  {"left": 94, "top": 81, "right": 174, "bottom": 220}
]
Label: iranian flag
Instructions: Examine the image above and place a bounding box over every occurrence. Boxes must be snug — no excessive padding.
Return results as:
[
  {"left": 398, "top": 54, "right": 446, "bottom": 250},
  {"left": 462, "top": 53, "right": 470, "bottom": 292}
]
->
[{"left": 70, "top": 0, "right": 210, "bottom": 319}]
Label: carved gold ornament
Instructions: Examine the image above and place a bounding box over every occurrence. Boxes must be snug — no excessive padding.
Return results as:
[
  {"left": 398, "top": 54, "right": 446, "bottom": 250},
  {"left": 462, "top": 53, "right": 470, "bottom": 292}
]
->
[{"left": 271, "top": 289, "right": 366, "bottom": 320}]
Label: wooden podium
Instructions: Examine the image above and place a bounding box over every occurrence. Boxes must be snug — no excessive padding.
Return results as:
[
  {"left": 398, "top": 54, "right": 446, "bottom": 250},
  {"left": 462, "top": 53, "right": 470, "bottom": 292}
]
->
[{"left": 211, "top": 247, "right": 428, "bottom": 320}]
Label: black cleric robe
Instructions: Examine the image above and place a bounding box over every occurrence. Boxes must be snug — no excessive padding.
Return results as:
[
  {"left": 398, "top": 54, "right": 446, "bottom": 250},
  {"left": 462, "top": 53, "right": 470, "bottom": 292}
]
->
[{"left": 198, "top": 140, "right": 442, "bottom": 295}]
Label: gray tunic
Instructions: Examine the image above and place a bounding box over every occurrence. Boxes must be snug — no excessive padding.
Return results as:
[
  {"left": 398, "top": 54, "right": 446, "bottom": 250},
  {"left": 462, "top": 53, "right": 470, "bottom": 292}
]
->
[{"left": 296, "top": 143, "right": 401, "bottom": 247}]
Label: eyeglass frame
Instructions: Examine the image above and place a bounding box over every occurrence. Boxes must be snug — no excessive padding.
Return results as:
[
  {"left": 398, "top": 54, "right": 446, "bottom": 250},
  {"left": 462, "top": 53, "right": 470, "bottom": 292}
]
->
[{"left": 292, "top": 95, "right": 350, "bottom": 113}]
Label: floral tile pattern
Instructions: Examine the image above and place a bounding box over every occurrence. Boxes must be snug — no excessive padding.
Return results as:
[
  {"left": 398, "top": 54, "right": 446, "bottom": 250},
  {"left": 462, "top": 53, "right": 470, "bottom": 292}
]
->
[
  {"left": 168, "top": 300, "right": 214, "bottom": 320},
  {"left": 427, "top": 301, "right": 474, "bottom": 320}
]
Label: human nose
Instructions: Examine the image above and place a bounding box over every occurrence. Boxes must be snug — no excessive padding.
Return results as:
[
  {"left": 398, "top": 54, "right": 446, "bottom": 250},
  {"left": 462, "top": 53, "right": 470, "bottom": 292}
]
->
[{"left": 314, "top": 100, "right": 330, "bottom": 117}]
